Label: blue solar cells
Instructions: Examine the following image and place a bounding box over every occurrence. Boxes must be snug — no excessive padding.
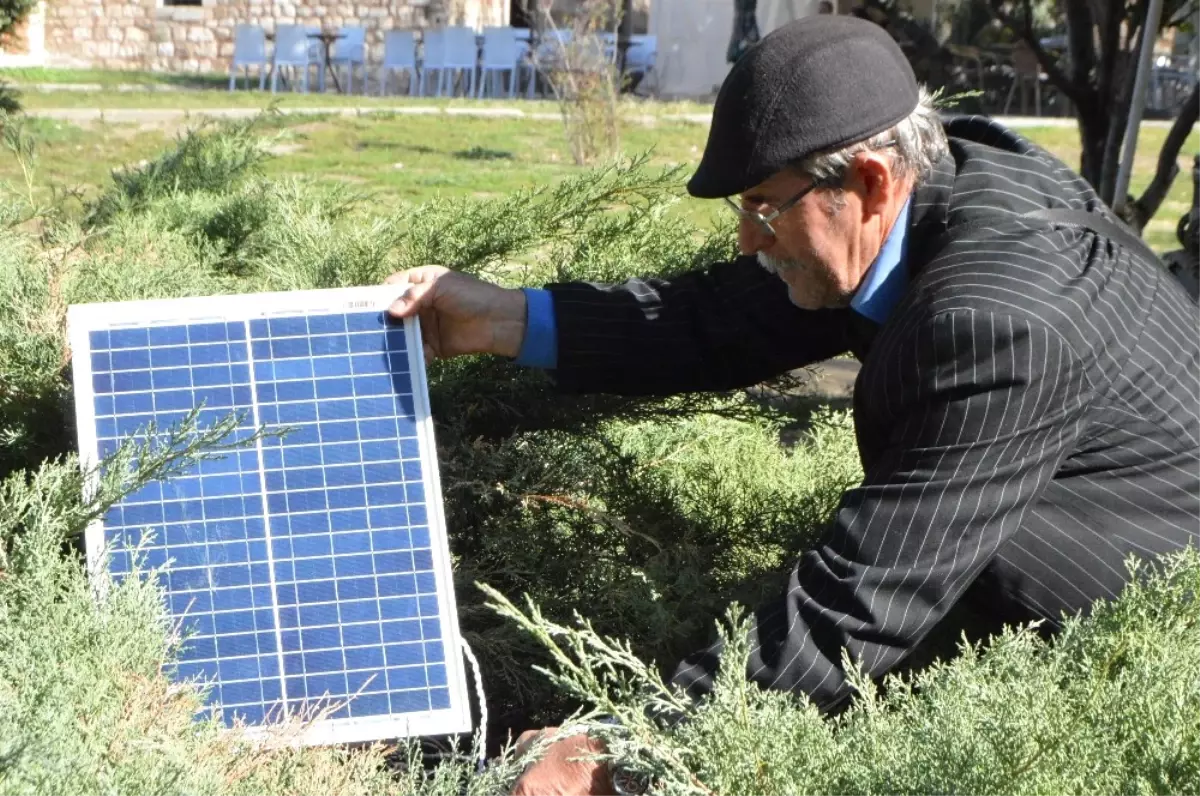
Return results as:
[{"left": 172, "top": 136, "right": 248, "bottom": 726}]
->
[{"left": 80, "top": 308, "right": 460, "bottom": 734}]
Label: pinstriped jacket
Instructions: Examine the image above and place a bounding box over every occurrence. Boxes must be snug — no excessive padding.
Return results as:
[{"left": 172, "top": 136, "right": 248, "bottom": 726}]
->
[{"left": 542, "top": 116, "right": 1200, "bottom": 711}]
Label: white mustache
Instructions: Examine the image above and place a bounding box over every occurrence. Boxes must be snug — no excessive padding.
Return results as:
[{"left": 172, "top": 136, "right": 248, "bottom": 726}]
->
[{"left": 757, "top": 251, "right": 804, "bottom": 276}]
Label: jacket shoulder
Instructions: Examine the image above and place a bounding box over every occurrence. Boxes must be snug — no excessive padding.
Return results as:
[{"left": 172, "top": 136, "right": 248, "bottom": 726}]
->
[{"left": 900, "top": 219, "right": 1165, "bottom": 371}]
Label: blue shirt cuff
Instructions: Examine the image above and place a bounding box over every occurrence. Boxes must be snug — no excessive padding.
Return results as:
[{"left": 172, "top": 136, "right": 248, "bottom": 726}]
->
[{"left": 513, "top": 287, "right": 558, "bottom": 369}]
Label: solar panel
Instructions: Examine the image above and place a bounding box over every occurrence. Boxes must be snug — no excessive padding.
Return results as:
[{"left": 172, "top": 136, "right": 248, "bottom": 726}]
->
[{"left": 67, "top": 286, "right": 472, "bottom": 745}]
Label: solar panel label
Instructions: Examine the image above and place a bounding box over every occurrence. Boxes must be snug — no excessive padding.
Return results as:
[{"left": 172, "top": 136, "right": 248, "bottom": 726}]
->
[{"left": 68, "top": 286, "right": 472, "bottom": 745}]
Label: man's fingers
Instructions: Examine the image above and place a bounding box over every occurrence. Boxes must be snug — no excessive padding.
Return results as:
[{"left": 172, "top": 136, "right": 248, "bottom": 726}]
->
[
  {"left": 510, "top": 732, "right": 610, "bottom": 796},
  {"left": 417, "top": 306, "right": 442, "bottom": 359},
  {"left": 515, "top": 727, "right": 551, "bottom": 757},
  {"left": 385, "top": 266, "right": 451, "bottom": 316},
  {"left": 514, "top": 726, "right": 569, "bottom": 759},
  {"left": 387, "top": 278, "right": 437, "bottom": 320},
  {"left": 515, "top": 730, "right": 534, "bottom": 757},
  {"left": 385, "top": 265, "right": 445, "bottom": 286}
]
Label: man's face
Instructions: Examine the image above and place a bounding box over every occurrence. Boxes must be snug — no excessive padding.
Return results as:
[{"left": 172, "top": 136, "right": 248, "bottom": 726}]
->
[{"left": 732, "top": 152, "right": 903, "bottom": 310}]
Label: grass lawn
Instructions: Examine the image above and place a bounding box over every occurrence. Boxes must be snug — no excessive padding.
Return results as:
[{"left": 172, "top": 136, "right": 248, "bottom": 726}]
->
[
  {"left": 1012, "top": 125, "right": 1198, "bottom": 252},
  {"left": 1, "top": 106, "right": 724, "bottom": 220},
  {"left": 1, "top": 66, "right": 231, "bottom": 89},
  {"left": 1, "top": 87, "right": 1195, "bottom": 252}
]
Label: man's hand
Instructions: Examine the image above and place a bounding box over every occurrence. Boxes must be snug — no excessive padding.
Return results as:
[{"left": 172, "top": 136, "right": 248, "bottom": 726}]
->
[
  {"left": 384, "top": 267, "right": 527, "bottom": 362},
  {"left": 511, "top": 727, "right": 612, "bottom": 796}
]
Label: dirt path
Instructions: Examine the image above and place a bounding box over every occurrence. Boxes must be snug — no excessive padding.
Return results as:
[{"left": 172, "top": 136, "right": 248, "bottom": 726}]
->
[{"left": 801, "top": 358, "right": 861, "bottom": 400}]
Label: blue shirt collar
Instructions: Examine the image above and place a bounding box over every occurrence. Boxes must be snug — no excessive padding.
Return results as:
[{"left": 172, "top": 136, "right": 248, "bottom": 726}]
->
[{"left": 849, "top": 197, "right": 912, "bottom": 324}]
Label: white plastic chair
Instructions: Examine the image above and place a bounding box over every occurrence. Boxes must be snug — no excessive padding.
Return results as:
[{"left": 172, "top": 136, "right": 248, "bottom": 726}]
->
[
  {"left": 438, "top": 26, "right": 479, "bottom": 97},
  {"left": 229, "top": 24, "right": 268, "bottom": 91},
  {"left": 379, "top": 30, "right": 418, "bottom": 96},
  {"left": 510, "top": 28, "right": 533, "bottom": 96},
  {"left": 478, "top": 27, "right": 520, "bottom": 98},
  {"left": 328, "top": 26, "right": 367, "bottom": 94},
  {"left": 597, "top": 31, "right": 616, "bottom": 63},
  {"left": 271, "top": 24, "right": 315, "bottom": 93},
  {"left": 537, "top": 28, "right": 574, "bottom": 57},
  {"left": 575, "top": 33, "right": 612, "bottom": 68},
  {"left": 306, "top": 26, "right": 328, "bottom": 91},
  {"left": 419, "top": 28, "right": 445, "bottom": 97},
  {"left": 525, "top": 28, "right": 572, "bottom": 98},
  {"left": 624, "top": 34, "right": 657, "bottom": 94},
  {"left": 624, "top": 35, "right": 657, "bottom": 72}
]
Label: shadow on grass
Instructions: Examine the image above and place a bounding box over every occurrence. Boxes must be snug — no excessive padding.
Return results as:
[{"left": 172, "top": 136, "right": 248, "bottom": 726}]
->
[
  {"left": 151, "top": 73, "right": 230, "bottom": 90},
  {"left": 454, "top": 146, "right": 515, "bottom": 161},
  {"left": 776, "top": 394, "right": 855, "bottom": 448}
]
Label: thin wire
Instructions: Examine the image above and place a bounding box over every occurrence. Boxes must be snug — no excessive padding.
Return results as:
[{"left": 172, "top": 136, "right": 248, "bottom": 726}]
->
[{"left": 459, "top": 636, "right": 488, "bottom": 773}]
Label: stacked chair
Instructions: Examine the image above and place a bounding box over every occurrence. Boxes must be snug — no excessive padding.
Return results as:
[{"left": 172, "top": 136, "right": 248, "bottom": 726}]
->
[
  {"left": 477, "top": 26, "right": 521, "bottom": 98},
  {"left": 224, "top": 22, "right": 658, "bottom": 99},
  {"left": 417, "top": 27, "right": 444, "bottom": 96},
  {"left": 378, "top": 29, "right": 419, "bottom": 96},
  {"left": 436, "top": 26, "right": 480, "bottom": 97},
  {"left": 229, "top": 24, "right": 268, "bottom": 91},
  {"left": 270, "top": 24, "right": 314, "bottom": 93}
]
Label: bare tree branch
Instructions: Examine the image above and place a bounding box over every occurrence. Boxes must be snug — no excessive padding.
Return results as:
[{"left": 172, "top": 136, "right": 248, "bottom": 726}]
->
[
  {"left": 987, "top": 0, "right": 1083, "bottom": 105},
  {"left": 1130, "top": 85, "right": 1200, "bottom": 230}
]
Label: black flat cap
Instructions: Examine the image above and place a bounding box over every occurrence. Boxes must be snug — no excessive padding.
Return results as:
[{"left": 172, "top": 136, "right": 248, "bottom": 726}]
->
[{"left": 687, "top": 15, "right": 919, "bottom": 199}]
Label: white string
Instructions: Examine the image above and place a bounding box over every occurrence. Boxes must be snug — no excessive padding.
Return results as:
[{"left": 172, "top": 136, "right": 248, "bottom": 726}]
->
[{"left": 459, "top": 636, "right": 488, "bottom": 772}]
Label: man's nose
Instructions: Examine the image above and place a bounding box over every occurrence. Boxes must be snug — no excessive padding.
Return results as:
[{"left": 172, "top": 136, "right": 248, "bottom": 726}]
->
[{"left": 737, "top": 217, "right": 771, "bottom": 257}]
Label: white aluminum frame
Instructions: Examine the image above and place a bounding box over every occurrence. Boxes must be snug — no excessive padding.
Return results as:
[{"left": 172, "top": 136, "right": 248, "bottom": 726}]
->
[{"left": 67, "top": 285, "right": 472, "bottom": 745}]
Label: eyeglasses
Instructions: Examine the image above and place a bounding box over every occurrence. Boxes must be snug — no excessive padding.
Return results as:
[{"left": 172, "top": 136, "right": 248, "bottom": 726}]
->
[
  {"left": 723, "top": 180, "right": 825, "bottom": 238},
  {"left": 725, "top": 141, "right": 900, "bottom": 237}
]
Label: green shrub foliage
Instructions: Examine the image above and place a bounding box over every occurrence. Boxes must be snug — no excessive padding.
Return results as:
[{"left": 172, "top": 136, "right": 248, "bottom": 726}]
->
[
  {"left": 486, "top": 545, "right": 1200, "bottom": 795},
  {"left": 0, "top": 414, "right": 524, "bottom": 796},
  {"left": 0, "top": 0, "right": 37, "bottom": 39},
  {"left": 0, "top": 114, "right": 1195, "bottom": 794}
]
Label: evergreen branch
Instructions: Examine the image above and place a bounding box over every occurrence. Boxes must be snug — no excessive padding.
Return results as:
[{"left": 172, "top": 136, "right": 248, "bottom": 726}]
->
[{"left": 519, "top": 493, "right": 664, "bottom": 552}]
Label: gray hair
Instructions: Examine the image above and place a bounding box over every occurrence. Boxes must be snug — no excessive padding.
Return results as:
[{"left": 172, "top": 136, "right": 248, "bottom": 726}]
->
[{"left": 794, "top": 85, "right": 948, "bottom": 191}]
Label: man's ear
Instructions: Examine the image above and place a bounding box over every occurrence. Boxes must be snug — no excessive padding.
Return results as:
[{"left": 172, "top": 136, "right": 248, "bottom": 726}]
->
[{"left": 851, "top": 151, "right": 894, "bottom": 219}]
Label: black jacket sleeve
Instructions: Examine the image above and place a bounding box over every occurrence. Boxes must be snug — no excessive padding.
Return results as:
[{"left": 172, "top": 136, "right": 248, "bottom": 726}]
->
[
  {"left": 670, "top": 309, "right": 1091, "bottom": 710},
  {"left": 544, "top": 255, "right": 853, "bottom": 395}
]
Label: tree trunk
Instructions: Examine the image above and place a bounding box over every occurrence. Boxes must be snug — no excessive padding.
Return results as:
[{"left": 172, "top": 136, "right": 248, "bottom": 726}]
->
[
  {"left": 1023, "top": 0, "right": 1112, "bottom": 188},
  {"left": 1099, "top": 46, "right": 1143, "bottom": 205},
  {"left": 1065, "top": 0, "right": 1095, "bottom": 86},
  {"left": 1097, "top": 88, "right": 1129, "bottom": 205},
  {"left": 988, "top": 0, "right": 1191, "bottom": 223},
  {"left": 1076, "top": 107, "right": 1108, "bottom": 189}
]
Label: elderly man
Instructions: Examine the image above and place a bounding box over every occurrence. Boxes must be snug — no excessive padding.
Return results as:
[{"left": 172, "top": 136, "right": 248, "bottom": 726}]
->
[{"left": 386, "top": 15, "right": 1200, "bottom": 795}]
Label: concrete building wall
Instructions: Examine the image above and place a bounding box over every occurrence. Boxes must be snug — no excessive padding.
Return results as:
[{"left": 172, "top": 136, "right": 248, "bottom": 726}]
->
[{"left": 650, "top": 0, "right": 824, "bottom": 99}]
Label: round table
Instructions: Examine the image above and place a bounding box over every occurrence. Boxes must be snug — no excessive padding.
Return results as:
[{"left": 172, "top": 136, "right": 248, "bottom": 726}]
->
[{"left": 308, "top": 31, "right": 347, "bottom": 93}]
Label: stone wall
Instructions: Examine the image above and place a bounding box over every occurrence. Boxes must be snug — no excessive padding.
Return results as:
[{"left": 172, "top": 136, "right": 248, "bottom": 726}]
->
[{"left": 43, "top": 0, "right": 507, "bottom": 73}]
